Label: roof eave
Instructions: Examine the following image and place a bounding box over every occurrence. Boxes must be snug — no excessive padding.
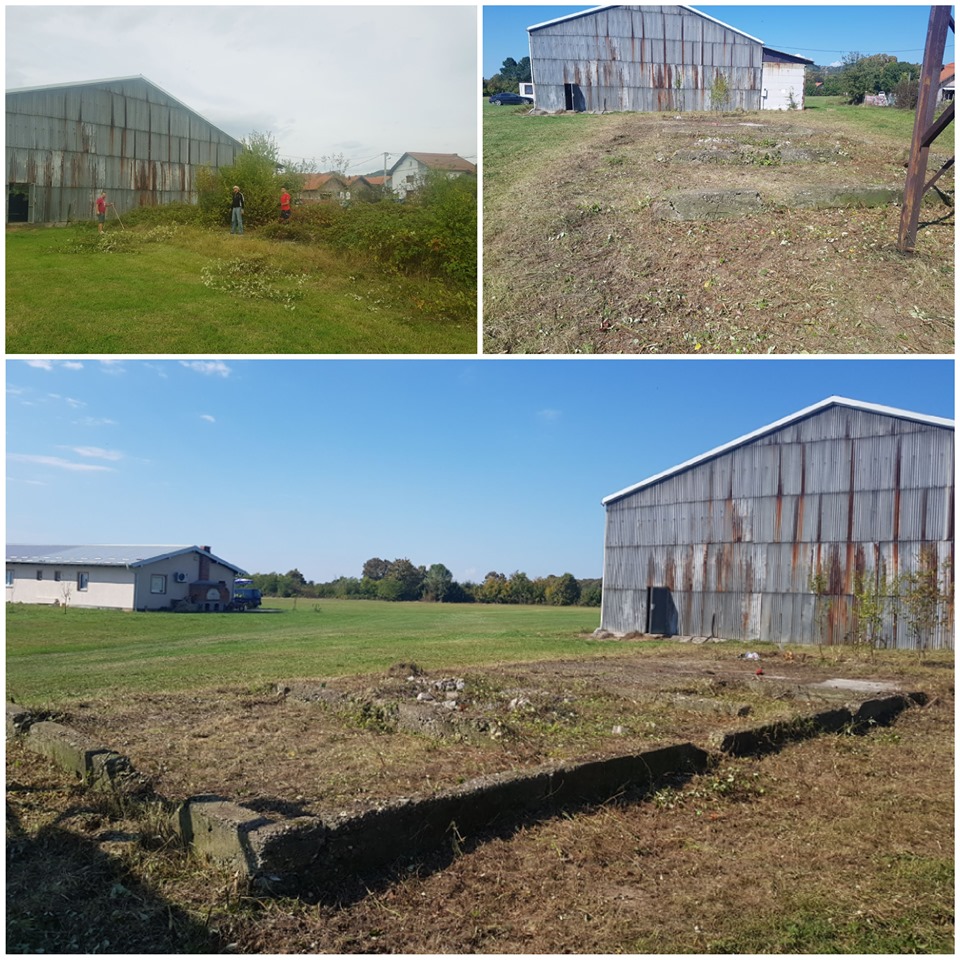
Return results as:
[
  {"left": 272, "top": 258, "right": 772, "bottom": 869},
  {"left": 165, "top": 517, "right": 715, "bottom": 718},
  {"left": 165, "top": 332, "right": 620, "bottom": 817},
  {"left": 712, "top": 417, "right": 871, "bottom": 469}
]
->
[
  {"left": 602, "top": 396, "right": 954, "bottom": 507},
  {"left": 528, "top": 4, "right": 764, "bottom": 45}
]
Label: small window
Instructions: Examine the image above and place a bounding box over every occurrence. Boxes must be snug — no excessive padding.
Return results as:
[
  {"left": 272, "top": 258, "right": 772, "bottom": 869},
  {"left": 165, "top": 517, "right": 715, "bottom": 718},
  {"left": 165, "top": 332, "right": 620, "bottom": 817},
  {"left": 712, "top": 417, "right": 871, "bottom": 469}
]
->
[
  {"left": 36, "top": 569, "right": 43, "bottom": 581},
  {"left": 54, "top": 570, "right": 62, "bottom": 582},
  {"left": 150, "top": 574, "right": 167, "bottom": 595},
  {"left": 77, "top": 572, "right": 89, "bottom": 591},
  {"left": 5, "top": 569, "right": 12, "bottom": 587}
]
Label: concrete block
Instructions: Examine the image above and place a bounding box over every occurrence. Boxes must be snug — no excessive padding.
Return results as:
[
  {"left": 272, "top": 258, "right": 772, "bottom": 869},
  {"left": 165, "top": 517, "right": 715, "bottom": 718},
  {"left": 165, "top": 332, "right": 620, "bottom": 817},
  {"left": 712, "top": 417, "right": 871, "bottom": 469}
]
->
[
  {"left": 26, "top": 720, "right": 116, "bottom": 779},
  {"left": 176, "top": 796, "right": 275, "bottom": 868},
  {"left": 851, "top": 694, "right": 912, "bottom": 728},
  {"left": 714, "top": 707, "right": 853, "bottom": 756},
  {"left": 783, "top": 184, "right": 899, "bottom": 209},
  {"left": 652, "top": 189, "right": 763, "bottom": 221},
  {"left": 6, "top": 702, "right": 34, "bottom": 737}
]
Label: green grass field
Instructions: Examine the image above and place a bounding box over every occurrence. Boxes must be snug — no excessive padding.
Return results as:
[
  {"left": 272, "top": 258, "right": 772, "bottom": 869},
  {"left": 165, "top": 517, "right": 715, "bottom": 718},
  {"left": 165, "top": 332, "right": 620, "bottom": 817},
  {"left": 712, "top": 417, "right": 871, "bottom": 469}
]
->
[
  {"left": 5, "top": 224, "right": 476, "bottom": 354},
  {"left": 5, "top": 600, "right": 603, "bottom": 705}
]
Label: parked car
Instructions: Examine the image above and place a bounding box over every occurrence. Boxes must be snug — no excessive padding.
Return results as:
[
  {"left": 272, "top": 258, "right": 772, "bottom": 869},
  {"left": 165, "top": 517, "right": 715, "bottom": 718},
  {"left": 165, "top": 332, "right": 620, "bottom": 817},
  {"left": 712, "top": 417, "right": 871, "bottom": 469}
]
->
[{"left": 488, "top": 92, "right": 533, "bottom": 105}]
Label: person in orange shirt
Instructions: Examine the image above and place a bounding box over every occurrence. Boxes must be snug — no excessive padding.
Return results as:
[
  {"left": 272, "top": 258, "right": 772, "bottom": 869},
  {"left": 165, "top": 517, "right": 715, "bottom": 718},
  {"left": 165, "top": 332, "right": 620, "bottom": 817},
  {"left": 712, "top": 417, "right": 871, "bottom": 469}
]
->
[{"left": 280, "top": 186, "right": 291, "bottom": 222}]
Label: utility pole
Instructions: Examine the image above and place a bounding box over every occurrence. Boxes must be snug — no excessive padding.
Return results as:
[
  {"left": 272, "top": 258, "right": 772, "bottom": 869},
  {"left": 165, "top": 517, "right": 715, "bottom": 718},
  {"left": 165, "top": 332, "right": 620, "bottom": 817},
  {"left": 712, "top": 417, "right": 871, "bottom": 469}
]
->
[{"left": 383, "top": 152, "right": 390, "bottom": 199}]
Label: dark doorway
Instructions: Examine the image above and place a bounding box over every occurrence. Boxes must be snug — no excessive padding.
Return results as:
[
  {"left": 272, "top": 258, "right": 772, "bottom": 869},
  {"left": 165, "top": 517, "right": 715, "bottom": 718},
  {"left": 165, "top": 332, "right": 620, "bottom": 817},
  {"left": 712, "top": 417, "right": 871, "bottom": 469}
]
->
[
  {"left": 563, "top": 83, "right": 586, "bottom": 112},
  {"left": 647, "top": 586, "right": 678, "bottom": 635},
  {"left": 8, "top": 183, "right": 30, "bottom": 223}
]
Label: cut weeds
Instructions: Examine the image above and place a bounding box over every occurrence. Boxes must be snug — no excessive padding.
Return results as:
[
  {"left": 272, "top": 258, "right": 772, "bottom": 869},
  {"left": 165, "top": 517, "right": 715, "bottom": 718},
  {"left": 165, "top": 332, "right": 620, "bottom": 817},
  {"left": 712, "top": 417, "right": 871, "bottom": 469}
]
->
[
  {"left": 7, "top": 644, "right": 952, "bottom": 953},
  {"left": 483, "top": 104, "right": 954, "bottom": 354},
  {"left": 6, "top": 222, "right": 476, "bottom": 354}
]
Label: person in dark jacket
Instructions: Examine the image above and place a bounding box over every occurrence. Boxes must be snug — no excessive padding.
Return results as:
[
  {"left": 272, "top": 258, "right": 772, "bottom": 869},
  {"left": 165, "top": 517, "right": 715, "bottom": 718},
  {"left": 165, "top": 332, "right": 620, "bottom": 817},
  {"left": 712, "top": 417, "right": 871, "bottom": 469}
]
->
[{"left": 231, "top": 185, "right": 245, "bottom": 234}]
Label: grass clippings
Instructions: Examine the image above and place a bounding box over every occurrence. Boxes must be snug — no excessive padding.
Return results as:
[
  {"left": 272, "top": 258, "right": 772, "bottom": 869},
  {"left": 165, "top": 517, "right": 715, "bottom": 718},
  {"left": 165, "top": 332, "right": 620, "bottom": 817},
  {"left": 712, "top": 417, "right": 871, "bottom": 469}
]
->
[{"left": 483, "top": 101, "right": 954, "bottom": 354}]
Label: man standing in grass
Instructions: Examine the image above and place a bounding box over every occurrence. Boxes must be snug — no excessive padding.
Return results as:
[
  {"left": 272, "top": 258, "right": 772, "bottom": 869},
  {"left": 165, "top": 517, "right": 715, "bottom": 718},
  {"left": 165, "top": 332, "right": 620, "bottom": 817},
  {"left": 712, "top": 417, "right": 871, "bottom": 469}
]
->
[
  {"left": 231, "top": 185, "right": 245, "bottom": 234},
  {"left": 96, "top": 191, "right": 107, "bottom": 234},
  {"left": 280, "top": 186, "right": 291, "bottom": 222}
]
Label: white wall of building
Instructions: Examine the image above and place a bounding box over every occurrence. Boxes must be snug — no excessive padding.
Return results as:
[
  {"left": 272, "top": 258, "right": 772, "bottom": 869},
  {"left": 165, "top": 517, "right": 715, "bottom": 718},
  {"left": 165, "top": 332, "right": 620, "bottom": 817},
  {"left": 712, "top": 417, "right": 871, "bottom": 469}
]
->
[{"left": 761, "top": 62, "right": 806, "bottom": 110}]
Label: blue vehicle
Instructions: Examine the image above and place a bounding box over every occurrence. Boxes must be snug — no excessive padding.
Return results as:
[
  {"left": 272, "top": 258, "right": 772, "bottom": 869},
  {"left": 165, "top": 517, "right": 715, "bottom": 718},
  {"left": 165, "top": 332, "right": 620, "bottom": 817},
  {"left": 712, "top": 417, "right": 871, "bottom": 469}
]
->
[
  {"left": 231, "top": 578, "right": 262, "bottom": 611},
  {"left": 488, "top": 92, "right": 533, "bottom": 105}
]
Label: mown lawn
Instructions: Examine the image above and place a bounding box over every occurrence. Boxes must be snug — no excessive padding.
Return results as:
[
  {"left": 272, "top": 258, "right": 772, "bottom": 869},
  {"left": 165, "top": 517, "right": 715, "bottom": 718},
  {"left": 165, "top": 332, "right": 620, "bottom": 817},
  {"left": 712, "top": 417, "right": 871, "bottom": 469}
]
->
[
  {"left": 5, "top": 600, "right": 601, "bottom": 704},
  {"left": 6, "top": 224, "right": 476, "bottom": 354},
  {"left": 483, "top": 99, "right": 954, "bottom": 354}
]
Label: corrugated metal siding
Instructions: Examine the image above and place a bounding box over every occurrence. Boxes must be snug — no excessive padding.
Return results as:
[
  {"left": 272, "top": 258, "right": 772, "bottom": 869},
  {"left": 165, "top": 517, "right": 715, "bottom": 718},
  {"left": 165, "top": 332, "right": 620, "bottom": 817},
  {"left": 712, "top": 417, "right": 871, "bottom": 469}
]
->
[
  {"left": 6, "top": 78, "right": 242, "bottom": 222},
  {"left": 529, "top": 5, "right": 763, "bottom": 113},
  {"left": 601, "top": 407, "right": 954, "bottom": 649}
]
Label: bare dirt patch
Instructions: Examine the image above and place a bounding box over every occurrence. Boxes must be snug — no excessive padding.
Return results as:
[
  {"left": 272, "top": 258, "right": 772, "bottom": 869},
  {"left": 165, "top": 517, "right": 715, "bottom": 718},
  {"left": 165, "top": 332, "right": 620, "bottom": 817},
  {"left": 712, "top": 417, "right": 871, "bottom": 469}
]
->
[
  {"left": 55, "top": 644, "right": 948, "bottom": 820},
  {"left": 8, "top": 662, "right": 953, "bottom": 953},
  {"left": 484, "top": 111, "right": 954, "bottom": 354}
]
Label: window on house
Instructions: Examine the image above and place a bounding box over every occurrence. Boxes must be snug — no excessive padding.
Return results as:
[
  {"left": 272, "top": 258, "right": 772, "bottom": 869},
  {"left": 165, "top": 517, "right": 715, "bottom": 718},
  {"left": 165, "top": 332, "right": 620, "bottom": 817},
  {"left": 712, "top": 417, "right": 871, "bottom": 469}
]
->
[
  {"left": 151, "top": 574, "right": 167, "bottom": 594},
  {"left": 77, "top": 572, "right": 89, "bottom": 591},
  {"left": 5, "top": 569, "right": 12, "bottom": 587},
  {"left": 54, "top": 570, "right": 62, "bottom": 582},
  {"left": 36, "top": 569, "right": 43, "bottom": 581}
]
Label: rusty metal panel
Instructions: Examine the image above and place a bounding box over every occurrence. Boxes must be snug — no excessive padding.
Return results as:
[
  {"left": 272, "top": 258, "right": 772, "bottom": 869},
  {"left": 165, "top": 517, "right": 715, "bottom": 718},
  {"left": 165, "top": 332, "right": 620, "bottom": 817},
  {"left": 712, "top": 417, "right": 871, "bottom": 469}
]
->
[
  {"left": 530, "top": 4, "right": 763, "bottom": 113},
  {"left": 6, "top": 78, "right": 241, "bottom": 221},
  {"left": 601, "top": 403, "right": 954, "bottom": 649}
]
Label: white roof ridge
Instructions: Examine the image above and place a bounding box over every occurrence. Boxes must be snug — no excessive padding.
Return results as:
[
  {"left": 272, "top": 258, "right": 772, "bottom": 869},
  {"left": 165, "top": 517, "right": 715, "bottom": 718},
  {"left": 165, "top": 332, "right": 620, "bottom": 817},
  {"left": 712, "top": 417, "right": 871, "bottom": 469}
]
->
[
  {"left": 602, "top": 396, "right": 954, "bottom": 506},
  {"left": 528, "top": 4, "right": 765, "bottom": 45}
]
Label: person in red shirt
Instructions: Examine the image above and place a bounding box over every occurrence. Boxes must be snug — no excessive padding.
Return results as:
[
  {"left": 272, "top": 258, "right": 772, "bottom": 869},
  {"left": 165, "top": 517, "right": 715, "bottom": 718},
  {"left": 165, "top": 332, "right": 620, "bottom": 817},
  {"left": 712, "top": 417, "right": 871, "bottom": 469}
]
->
[
  {"left": 280, "top": 187, "right": 291, "bottom": 221},
  {"left": 96, "top": 191, "right": 107, "bottom": 233}
]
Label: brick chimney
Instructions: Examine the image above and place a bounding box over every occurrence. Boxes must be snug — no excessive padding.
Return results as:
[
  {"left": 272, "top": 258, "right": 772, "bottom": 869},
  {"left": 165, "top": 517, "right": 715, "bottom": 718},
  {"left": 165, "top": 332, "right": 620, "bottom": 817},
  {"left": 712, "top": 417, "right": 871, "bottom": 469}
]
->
[{"left": 198, "top": 546, "right": 211, "bottom": 581}]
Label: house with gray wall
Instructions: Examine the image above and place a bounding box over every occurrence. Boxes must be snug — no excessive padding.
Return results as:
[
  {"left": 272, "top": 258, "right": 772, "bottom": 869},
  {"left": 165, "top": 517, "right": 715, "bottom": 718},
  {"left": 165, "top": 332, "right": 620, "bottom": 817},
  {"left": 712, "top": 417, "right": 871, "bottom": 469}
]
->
[
  {"left": 600, "top": 398, "right": 954, "bottom": 650},
  {"left": 6, "top": 544, "right": 246, "bottom": 612},
  {"left": 528, "top": 5, "right": 812, "bottom": 113},
  {"left": 6, "top": 75, "right": 243, "bottom": 224}
]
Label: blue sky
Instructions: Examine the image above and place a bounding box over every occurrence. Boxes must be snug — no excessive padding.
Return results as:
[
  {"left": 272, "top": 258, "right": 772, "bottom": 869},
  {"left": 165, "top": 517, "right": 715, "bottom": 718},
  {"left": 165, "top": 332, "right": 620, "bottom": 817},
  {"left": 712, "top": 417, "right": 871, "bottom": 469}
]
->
[
  {"left": 6, "top": 358, "right": 953, "bottom": 584},
  {"left": 483, "top": 5, "right": 956, "bottom": 77}
]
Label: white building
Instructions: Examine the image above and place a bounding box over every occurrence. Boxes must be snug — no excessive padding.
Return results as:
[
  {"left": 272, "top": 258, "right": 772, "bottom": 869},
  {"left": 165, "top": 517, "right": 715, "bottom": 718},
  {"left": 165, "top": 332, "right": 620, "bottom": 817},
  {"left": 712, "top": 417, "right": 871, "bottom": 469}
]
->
[
  {"left": 388, "top": 152, "right": 476, "bottom": 198},
  {"left": 5, "top": 544, "right": 246, "bottom": 612}
]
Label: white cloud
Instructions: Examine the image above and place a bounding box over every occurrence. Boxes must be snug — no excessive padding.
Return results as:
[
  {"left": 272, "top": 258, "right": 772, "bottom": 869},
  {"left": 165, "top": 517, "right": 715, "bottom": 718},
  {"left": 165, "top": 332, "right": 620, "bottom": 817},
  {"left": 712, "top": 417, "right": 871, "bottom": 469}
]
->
[
  {"left": 200, "top": 414, "right": 216, "bottom": 423},
  {"left": 65, "top": 397, "right": 85, "bottom": 409},
  {"left": 75, "top": 416, "right": 117, "bottom": 427},
  {"left": 61, "top": 361, "right": 84, "bottom": 370},
  {"left": 9, "top": 453, "right": 114, "bottom": 472},
  {"left": 537, "top": 408, "right": 562, "bottom": 422},
  {"left": 24, "top": 359, "right": 54, "bottom": 371},
  {"left": 24, "top": 359, "right": 84, "bottom": 372},
  {"left": 181, "top": 361, "right": 231, "bottom": 378},
  {"left": 64, "top": 446, "right": 124, "bottom": 461},
  {"left": 99, "top": 360, "right": 126, "bottom": 375}
]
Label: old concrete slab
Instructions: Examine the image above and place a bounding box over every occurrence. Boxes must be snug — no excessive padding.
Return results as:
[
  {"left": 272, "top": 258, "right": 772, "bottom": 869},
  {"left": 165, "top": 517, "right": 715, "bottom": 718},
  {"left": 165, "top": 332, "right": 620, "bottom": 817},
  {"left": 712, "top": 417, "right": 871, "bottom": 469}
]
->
[
  {"left": 652, "top": 189, "right": 763, "bottom": 221},
  {"left": 782, "top": 184, "right": 899, "bottom": 209}
]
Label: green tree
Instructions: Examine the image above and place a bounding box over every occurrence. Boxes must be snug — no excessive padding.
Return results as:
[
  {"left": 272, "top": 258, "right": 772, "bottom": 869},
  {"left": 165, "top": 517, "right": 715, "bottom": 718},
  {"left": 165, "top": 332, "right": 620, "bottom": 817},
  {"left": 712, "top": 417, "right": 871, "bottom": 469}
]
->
[
  {"left": 362, "top": 557, "right": 391, "bottom": 581},
  {"left": 423, "top": 563, "right": 454, "bottom": 602},
  {"left": 384, "top": 558, "right": 426, "bottom": 601},
  {"left": 546, "top": 573, "right": 581, "bottom": 606},
  {"left": 198, "top": 130, "right": 306, "bottom": 228}
]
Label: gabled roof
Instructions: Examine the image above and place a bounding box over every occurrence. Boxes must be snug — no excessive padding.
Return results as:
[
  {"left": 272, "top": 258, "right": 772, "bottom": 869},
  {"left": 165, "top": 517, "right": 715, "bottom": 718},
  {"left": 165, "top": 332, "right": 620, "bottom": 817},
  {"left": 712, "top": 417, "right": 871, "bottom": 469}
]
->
[
  {"left": 5, "top": 75, "right": 243, "bottom": 148},
  {"left": 389, "top": 152, "right": 476, "bottom": 175},
  {"left": 940, "top": 62, "right": 955, "bottom": 84},
  {"left": 528, "top": 5, "right": 764, "bottom": 45},
  {"left": 5, "top": 544, "right": 246, "bottom": 574},
  {"left": 602, "top": 397, "right": 954, "bottom": 506},
  {"left": 301, "top": 172, "right": 350, "bottom": 191}
]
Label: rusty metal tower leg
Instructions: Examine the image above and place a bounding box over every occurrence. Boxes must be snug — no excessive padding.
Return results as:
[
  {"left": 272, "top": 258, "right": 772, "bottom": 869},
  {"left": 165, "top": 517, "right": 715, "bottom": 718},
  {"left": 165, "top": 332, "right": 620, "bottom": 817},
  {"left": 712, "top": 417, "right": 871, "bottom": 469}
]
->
[{"left": 897, "top": 6, "right": 954, "bottom": 253}]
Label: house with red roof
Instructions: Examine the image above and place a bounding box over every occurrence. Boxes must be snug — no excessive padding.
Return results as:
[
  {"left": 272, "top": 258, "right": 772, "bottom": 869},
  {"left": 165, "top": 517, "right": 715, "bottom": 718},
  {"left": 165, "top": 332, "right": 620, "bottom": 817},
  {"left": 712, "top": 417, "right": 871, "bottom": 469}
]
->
[
  {"left": 939, "top": 62, "right": 954, "bottom": 102},
  {"left": 387, "top": 152, "right": 476, "bottom": 198}
]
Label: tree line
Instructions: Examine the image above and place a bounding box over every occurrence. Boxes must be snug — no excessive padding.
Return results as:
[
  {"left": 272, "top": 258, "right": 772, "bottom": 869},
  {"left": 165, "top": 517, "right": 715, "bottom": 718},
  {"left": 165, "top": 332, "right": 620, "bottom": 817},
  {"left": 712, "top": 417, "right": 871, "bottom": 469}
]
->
[
  {"left": 483, "top": 56, "right": 532, "bottom": 96},
  {"left": 805, "top": 53, "right": 923, "bottom": 107},
  {"left": 248, "top": 557, "right": 602, "bottom": 607}
]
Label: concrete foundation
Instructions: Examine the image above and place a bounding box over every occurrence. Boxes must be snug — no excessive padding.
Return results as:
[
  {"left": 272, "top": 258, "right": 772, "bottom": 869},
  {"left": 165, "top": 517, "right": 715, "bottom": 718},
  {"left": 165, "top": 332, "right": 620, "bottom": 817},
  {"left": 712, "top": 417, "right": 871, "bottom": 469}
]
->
[{"left": 6, "top": 688, "right": 924, "bottom": 893}]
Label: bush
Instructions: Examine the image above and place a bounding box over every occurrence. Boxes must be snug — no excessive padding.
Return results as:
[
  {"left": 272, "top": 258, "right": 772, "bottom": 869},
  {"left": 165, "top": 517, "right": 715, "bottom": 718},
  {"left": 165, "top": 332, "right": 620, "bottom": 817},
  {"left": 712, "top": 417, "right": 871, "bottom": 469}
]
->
[{"left": 118, "top": 202, "right": 204, "bottom": 228}]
